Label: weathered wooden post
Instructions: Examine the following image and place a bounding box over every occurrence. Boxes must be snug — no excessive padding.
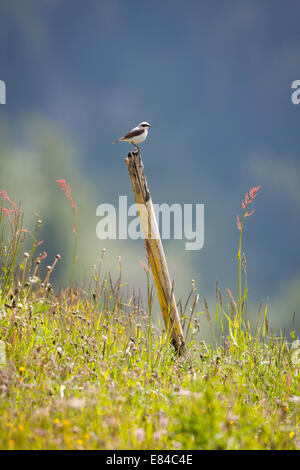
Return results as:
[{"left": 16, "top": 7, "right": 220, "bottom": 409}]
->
[{"left": 126, "top": 150, "right": 185, "bottom": 355}]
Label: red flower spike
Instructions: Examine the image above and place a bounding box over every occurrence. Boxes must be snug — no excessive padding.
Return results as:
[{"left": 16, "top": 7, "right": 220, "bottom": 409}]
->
[
  {"left": 56, "top": 178, "right": 78, "bottom": 234},
  {"left": 245, "top": 208, "right": 255, "bottom": 217}
]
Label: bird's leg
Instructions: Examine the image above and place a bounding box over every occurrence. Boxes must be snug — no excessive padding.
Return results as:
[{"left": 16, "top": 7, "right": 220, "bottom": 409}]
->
[{"left": 131, "top": 143, "right": 140, "bottom": 154}]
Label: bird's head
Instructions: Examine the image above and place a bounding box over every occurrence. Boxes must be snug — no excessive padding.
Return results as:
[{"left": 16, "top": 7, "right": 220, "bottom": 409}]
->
[{"left": 139, "top": 121, "right": 152, "bottom": 129}]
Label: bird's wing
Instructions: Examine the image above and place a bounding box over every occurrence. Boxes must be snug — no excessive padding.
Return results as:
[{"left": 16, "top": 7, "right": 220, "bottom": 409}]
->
[{"left": 122, "top": 127, "right": 144, "bottom": 140}]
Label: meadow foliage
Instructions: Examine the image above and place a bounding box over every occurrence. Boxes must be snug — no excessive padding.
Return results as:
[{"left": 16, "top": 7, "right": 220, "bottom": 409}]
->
[{"left": 0, "top": 184, "right": 298, "bottom": 450}]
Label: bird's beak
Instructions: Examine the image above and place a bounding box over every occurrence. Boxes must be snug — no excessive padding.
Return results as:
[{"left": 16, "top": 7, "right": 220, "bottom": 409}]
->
[{"left": 148, "top": 124, "right": 152, "bottom": 127}]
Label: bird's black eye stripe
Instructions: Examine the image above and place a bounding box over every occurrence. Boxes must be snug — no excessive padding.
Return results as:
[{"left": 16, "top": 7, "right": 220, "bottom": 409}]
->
[{"left": 141, "top": 124, "right": 148, "bottom": 127}]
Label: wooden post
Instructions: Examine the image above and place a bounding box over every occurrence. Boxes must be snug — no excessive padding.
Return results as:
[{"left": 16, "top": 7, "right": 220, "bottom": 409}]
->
[{"left": 125, "top": 150, "right": 185, "bottom": 355}]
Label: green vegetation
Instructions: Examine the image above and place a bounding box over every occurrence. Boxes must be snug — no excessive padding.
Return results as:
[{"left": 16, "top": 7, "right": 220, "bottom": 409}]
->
[{"left": 0, "top": 186, "right": 299, "bottom": 450}]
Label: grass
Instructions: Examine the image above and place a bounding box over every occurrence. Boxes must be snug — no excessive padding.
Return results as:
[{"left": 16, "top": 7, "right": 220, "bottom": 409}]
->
[{"left": 0, "top": 186, "right": 299, "bottom": 450}]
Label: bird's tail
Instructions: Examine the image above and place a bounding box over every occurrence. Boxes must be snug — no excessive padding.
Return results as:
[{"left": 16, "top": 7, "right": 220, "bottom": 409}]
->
[{"left": 113, "top": 137, "right": 124, "bottom": 144}]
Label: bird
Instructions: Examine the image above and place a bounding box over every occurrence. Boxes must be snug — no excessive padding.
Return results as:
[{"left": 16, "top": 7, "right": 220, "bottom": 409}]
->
[{"left": 113, "top": 121, "right": 152, "bottom": 150}]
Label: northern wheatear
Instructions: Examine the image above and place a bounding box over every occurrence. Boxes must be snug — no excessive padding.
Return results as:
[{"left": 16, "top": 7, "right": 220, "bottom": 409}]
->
[{"left": 113, "top": 122, "right": 152, "bottom": 150}]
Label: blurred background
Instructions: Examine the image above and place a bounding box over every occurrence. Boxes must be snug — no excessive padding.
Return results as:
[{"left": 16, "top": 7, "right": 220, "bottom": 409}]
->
[{"left": 0, "top": 0, "right": 299, "bottom": 335}]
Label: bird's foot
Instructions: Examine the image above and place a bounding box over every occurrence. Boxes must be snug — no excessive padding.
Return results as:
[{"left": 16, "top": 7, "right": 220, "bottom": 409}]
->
[
  {"left": 130, "top": 145, "right": 140, "bottom": 156},
  {"left": 128, "top": 144, "right": 140, "bottom": 158}
]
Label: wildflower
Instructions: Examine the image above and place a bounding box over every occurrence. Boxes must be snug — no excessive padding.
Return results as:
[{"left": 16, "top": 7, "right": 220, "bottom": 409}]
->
[
  {"left": 158, "top": 413, "right": 169, "bottom": 429},
  {"left": 56, "top": 178, "right": 78, "bottom": 234},
  {"left": 1, "top": 207, "right": 15, "bottom": 229},
  {"left": 241, "top": 186, "right": 260, "bottom": 209},
  {"left": 0, "top": 190, "right": 20, "bottom": 232},
  {"left": 76, "top": 439, "right": 84, "bottom": 446},
  {"left": 226, "top": 288, "right": 238, "bottom": 313},
  {"left": 289, "top": 431, "right": 295, "bottom": 439},
  {"left": 237, "top": 185, "right": 261, "bottom": 230},
  {"left": 235, "top": 185, "right": 262, "bottom": 322},
  {"left": 0, "top": 189, "right": 14, "bottom": 207},
  {"left": 139, "top": 260, "right": 149, "bottom": 273},
  {"left": 135, "top": 427, "right": 146, "bottom": 443},
  {"left": 33, "top": 428, "right": 47, "bottom": 437},
  {"left": 62, "top": 419, "right": 71, "bottom": 427},
  {"left": 53, "top": 418, "right": 60, "bottom": 425},
  {"left": 245, "top": 208, "right": 255, "bottom": 217},
  {"left": 18, "top": 424, "right": 24, "bottom": 432},
  {"left": 67, "top": 397, "right": 86, "bottom": 409},
  {"left": 249, "top": 185, "right": 261, "bottom": 200},
  {"left": 19, "top": 366, "right": 26, "bottom": 373},
  {"left": 64, "top": 434, "right": 72, "bottom": 447},
  {"left": 35, "top": 251, "right": 47, "bottom": 264}
]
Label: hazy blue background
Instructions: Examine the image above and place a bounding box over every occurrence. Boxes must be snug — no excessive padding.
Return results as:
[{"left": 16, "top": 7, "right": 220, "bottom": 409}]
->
[{"left": 0, "top": 0, "right": 299, "bottom": 335}]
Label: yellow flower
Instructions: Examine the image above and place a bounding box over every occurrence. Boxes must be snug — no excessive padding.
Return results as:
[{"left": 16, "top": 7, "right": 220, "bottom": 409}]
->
[
  {"left": 64, "top": 434, "right": 72, "bottom": 447},
  {"left": 19, "top": 366, "right": 26, "bottom": 373},
  {"left": 83, "top": 433, "right": 90, "bottom": 440},
  {"left": 76, "top": 439, "right": 84, "bottom": 446},
  {"left": 18, "top": 424, "right": 24, "bottom": 432},
  {"left": 289, "top": 431, "right": 295, "bottom": 439},
  {"left": 8, "top": 440, "right": 15, "bottom": 447},
  {"left": 53, "top": 418, "right": 60, "bottom": 425},
  {"left": 62, "top": 419, "right": 71, "bottom": 427}
]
